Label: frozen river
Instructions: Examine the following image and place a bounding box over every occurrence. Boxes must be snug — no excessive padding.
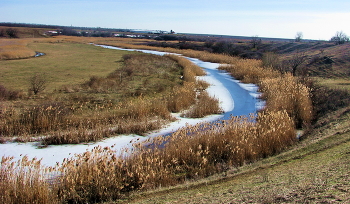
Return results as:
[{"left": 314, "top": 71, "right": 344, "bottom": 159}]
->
[{"left": 0, "top": 45, "right": 264, "bottom": 166}]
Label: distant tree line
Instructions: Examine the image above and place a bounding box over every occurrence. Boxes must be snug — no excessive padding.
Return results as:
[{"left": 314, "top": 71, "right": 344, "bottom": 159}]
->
[
  {"left": 2, "top": 22, "right": 349, "bottom": 47},
  {"left": 147, "top": 36, "right": 264, "bottom": 59},
  {"left": 60, "top": 28, "right": 113, "bottom": 37},
  {"left": 0, "top": 22, "right": 128, "bottom": 33}
]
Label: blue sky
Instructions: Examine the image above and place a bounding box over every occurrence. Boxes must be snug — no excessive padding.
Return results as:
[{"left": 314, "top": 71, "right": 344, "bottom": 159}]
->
[{"left": 1, "top": 0, "right": 349, "bottom": 40}]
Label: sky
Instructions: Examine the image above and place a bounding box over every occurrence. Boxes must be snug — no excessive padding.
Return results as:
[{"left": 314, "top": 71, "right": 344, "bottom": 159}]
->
[{"left": 1, "top": 0, "right": 350, "bottom": 40}]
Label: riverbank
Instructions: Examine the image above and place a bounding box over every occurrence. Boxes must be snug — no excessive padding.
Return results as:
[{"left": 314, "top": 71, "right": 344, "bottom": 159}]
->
[{"left": 124, "top": 111, "right": 350, "bottom": 203}]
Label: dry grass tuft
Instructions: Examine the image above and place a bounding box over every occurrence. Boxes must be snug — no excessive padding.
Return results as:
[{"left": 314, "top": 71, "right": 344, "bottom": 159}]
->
[
  {"left": 166, "top": 82, "right": 196, "bottom": 112},
  {"left": 182, "top": 91, "right": 222, "bottom": 118}
]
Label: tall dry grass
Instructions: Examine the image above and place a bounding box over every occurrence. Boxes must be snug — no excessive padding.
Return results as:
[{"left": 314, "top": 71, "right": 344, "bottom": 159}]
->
[
  {"left": 1, "top": 110, "right": 296, "bottom": 203},
  {"left": 30, "top": 96, "right": 172, "bottom": 145},
  {"left": 259, "top": 74, "right": 312, "bottom": 127},
  {"left": 0, "top": 39, "right": 36, "bottom": 60},
  {"left": 0, "top": 156, "right": 57, "bottom": 204},
  {"left": 166, "top": 54, "right": 206, "bottom": 82},
  {"left": 182, "top": 91, "right": 222, "bottom": 118},
  {"left": 220, "top": 59, "right": 280, "bottom": 84},
  {"left": 219, "top": 57, "right": 312, "bottom": 127},
  {"left": 166, "top": 82, "right": 196, "bottom": 112},
  {"left": 45, "top": 110, "right": 294, "bottom": 203}
]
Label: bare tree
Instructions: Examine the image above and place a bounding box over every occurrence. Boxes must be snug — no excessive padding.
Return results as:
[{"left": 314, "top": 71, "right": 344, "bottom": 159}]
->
[
  {"left": 29, "top": 73, "right": 47, "bottom": 95},
  {"left": 250, "top": 35, "right": 261, "bottom": 49},
  {"left": 287, "top": 51, "right": 308, "bottom": 76},
  {"left": 295, "top": 32, "right": 303, "bottom": 42},
  {"left": 330, "top": 31, "right": 349, "bottom": 45}
]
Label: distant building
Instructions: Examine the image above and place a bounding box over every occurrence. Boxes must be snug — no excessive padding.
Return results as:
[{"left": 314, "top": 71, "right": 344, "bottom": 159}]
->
[{"left": 44, "top": 31, "right": 59, "bottom": 36}]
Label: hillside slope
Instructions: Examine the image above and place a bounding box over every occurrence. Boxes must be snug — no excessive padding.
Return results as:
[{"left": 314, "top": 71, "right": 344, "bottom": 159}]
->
[
  {"left": 121, "top": 107, "right": 350, "bottom": 203},
  {"left": 273, "top": 42, "right": 350, "bottom": 78}
]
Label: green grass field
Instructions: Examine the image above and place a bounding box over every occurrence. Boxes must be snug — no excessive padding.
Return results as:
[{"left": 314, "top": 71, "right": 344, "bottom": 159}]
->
[{"left": 0, "top": 42, "right": 130, "bottom": 92}]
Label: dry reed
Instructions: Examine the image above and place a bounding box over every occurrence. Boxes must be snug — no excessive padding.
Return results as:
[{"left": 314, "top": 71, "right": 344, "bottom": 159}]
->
[
  {"left": 219, "top": 56, "right": 312, "bottom": 127},
  {"left": 47, "top": 110, "right": 295, "bottom": 203},
  {"left": 182, "top": 91, "right": 222, "bottom": 118},
  {"left": 0, "top": 156, "right": 57, "bottom": 204},
  {"left": 259, "top": 74, "right": 312, "bottom": 127},
  {"left": 166, "top": 82, "right": 196, "bottom": 112}
]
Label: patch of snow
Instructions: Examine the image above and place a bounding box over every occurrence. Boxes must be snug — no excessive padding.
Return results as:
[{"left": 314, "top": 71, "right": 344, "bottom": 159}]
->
[{"left": 34, "top": 52, "right": 45, "bottom": 57}]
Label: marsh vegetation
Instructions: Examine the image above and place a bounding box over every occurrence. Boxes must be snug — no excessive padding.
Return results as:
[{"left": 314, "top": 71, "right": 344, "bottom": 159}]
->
[{"left": 1, "top": 34, "right": 349, "bottom": 203}]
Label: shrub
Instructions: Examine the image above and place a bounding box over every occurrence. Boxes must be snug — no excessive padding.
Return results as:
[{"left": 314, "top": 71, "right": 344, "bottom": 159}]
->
[
  {"left": 29, "top": 73, "right": 47, "bottom": 95},
  {"left": 0, "top": 29, "right": 5, "bottom": 37},
  {"left": 0, "top": 84, "right": 21, "bottom": 100},
  {"left": 6, "top": 28, "right": 18, "bottom": 38},
  {"left": 330, "top": 31, "right": 349, "bottom": 45}
]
